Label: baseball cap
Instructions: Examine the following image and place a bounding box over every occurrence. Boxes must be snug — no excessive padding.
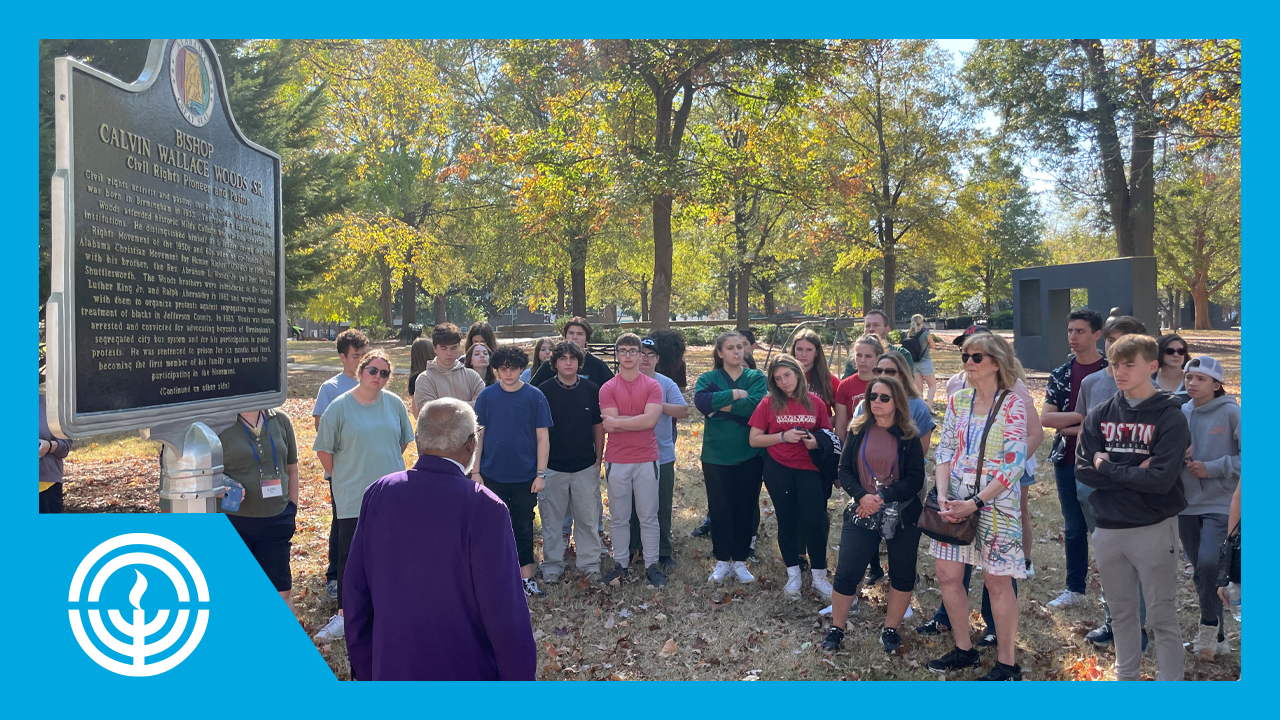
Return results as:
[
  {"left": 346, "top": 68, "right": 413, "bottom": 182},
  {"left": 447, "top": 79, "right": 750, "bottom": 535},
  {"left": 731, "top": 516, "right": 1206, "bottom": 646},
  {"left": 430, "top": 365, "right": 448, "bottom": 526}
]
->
[
  {"left": 641, "top": 337, "right": 661, "bottom": 355},
  {"left": 1185, "top": 355, "right": 1224, "bottom": 383},
  {"left": 952, "top": 324, "right": 993, "bottom": 347}
]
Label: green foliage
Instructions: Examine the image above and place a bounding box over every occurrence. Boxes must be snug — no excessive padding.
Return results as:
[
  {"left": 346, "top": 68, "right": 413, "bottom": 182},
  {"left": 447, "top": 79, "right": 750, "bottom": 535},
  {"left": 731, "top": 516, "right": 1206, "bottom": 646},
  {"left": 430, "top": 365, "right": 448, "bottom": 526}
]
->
[
  {"left": 943, "top": 315, "right": 974, "bottom": 330},
  {"left": 989, "top": 310, "right": 1014, "bottom": 329}
]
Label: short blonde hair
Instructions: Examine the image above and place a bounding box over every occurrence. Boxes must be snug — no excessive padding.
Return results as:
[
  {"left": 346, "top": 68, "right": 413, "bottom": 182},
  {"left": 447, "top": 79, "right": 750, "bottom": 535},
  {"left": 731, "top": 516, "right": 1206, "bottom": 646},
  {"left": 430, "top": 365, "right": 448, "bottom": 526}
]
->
[{"left": 961, "top": 333, "right": 1018, "bottom": 391}]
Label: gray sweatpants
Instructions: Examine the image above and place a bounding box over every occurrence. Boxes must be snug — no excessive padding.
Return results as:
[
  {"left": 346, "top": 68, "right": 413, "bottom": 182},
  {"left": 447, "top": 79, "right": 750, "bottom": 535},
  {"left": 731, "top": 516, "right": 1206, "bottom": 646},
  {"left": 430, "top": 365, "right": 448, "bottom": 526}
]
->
[
  {"left": 605, "top": 461, "right": 660, "bottom": 569},
  {"left": 1093, "top": 516, "right": 1185, "bottom": 681},
  {"left": 539, "top": 465, "right": 603, "bottom": 577},
  {"left": 1178, "top": 513, "right": 1229, "bottom": 627},
  {"left": 1079, "top": 481, "right": 1147, "bottom": 627}
]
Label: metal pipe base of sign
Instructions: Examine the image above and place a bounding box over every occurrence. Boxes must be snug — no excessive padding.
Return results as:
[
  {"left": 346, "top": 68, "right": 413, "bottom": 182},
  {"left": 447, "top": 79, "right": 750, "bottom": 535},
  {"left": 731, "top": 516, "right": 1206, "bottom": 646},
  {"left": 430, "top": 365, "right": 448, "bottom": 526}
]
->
[{"left": 143, "top": 421, "right": 227, "bottom": 514}]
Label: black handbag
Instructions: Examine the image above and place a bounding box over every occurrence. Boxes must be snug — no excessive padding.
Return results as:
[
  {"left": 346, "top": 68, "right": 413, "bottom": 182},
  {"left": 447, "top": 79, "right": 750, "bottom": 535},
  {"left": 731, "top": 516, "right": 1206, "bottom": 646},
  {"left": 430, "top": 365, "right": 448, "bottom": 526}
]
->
[
  {"left": 1217, "top": 521, "right": 1241, "bottom": 587},
  {"left": 917, "top": 390, "right": 1009, "bottom": 547}
]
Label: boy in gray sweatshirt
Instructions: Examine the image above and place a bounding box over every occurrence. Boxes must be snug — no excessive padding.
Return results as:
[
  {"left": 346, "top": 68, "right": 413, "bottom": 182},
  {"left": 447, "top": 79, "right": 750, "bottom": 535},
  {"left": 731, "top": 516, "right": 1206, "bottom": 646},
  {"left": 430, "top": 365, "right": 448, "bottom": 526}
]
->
[{"left": 1178, "top": 355, "right": 1240, "bottom": 660}]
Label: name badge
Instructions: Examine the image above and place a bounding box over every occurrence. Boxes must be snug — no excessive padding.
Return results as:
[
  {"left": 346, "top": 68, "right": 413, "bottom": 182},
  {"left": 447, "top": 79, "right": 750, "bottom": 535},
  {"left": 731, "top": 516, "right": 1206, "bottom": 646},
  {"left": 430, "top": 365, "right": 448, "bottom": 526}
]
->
[
  {"left": 260, "top": 476, "right": 283, "bottom": 498},
  {"left": 959, "top": 471, "right": 978, "bottom": 497}
]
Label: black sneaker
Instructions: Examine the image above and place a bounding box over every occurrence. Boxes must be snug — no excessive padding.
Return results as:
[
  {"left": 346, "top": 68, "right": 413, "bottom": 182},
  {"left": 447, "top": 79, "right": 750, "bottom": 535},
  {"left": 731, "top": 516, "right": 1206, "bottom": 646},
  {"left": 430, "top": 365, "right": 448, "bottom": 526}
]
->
[
  {"left": 602, "top": 565, "right": 630, "bottom": 584},
  {"left": 927, "top": 646, "right": 981, "bottom": 673},
  {"left": 691, "top": 518, "right": 712, "bottom": 538},
  {"left": 864, "top": 563, "right": 885, "bottom": 584},
  {"left": 916, "top": 619, "right": 949, "bottom": 635},
  {"left": 646, "top": 564, "right": 669, "bottom": 587},
  {"left": 976, "top": 628, "right": 998, "bottom": 647},
  {"left": 522, "top": 578, "right": 545, "bottom": 598},
  {"left": 798, "top": 555, "right": 811, "bottom": 572},
  {"left": 976, "top": 662, "right": 1023, "bottom": 681},
  {"left": 1085, "top": 621, "right": 1113, "bottom": 645},
  {"left": 880, "top": 627, "right": 902, "bottom": 654},
  {"left": 659, "top": 555, "right": 677, "bottom": 573},
  {"left": 325, "top": 579, "right": 338, "bottom": 600},
  {"left": 746, "top": 549, "right": 759, "bottom": 564},
  {"left": 821, "top": 626, "right": 845, "bottom": 654}
]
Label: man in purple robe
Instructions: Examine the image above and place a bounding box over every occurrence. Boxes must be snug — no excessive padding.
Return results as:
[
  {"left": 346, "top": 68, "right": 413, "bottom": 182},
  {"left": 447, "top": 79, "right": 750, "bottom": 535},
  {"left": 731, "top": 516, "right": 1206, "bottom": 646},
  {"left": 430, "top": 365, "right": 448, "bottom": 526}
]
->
[{"left": 344, "top": 397, "right": 537, "bottom": 680}]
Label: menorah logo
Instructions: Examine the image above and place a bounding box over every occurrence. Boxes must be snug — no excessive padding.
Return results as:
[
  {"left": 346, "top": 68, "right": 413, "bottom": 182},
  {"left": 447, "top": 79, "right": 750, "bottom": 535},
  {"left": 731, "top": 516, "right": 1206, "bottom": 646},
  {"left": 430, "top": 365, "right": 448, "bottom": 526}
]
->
[{"left": 68, "top": 533, "right": 210, "bottom": 677}]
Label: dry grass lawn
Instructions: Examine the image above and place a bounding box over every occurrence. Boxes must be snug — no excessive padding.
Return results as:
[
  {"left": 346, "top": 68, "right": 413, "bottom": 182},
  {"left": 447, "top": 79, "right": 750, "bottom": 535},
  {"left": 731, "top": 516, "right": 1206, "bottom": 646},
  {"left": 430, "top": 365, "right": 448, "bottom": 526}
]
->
[{"left": 61, "top": 330, "right": 1242, "bottom": 681}]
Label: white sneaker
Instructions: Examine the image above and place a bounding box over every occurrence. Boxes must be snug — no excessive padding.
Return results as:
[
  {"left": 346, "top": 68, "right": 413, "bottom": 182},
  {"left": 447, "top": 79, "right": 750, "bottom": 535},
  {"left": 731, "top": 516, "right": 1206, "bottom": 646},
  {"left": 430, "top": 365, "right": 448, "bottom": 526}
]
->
[
  {"left": 1024, "top": 561, "right": 1036, "bottom": 580},
  {"left": 733, "top": 561, "right": 756, "bottom": 584},
  {"left": 811, "top": 569, "right": 833, "bottom": 599},
  {"left": 784, "top": 566, "right": 803, "bottom": 597},
  {"left": 819, "top": 596, "right": 858, "bottom": 617},
  {"left": 1047, "top": 589, "right": 1087, "bottom": 609},
  {"left": 708, "top": 560, "right": 731, "bottom": 584},
  {"left": 314, "top": 614, "right": 345, "bottom": 642}
]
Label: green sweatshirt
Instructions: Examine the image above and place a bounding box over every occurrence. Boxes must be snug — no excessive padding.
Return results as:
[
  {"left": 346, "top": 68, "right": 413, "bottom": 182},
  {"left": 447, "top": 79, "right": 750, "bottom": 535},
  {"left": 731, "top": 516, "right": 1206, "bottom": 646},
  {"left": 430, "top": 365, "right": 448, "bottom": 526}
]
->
[{"left": 695, "top": 367, "right": 767, "bottom": 466}]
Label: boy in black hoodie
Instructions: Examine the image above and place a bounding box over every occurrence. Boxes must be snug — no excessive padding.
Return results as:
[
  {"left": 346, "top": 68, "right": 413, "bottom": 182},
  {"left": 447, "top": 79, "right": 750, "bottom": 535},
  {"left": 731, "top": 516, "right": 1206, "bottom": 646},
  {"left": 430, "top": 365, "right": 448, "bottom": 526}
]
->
[{"left": 1076, "top": 334, "right": 1190, "bottom": 681}]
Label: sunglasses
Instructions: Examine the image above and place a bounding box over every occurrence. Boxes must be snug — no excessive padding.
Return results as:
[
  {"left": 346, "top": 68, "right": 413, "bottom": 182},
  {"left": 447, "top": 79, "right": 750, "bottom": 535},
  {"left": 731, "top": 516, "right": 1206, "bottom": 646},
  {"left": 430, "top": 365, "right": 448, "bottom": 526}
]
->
[
  {"left": 1164, "top": 347, "right": 1187, "bottom": 356},
  {"left": 961, "top": 352, "right": 988, "bottom": 365},
  {"left": 365, "top": 366, "right": 391, "bottom": 379},
  {"left": 871, "top": 367, "right": 899, "bottom": 376},
  {"left": 868, "top": 392, "right": 893, "bottom": 404}
]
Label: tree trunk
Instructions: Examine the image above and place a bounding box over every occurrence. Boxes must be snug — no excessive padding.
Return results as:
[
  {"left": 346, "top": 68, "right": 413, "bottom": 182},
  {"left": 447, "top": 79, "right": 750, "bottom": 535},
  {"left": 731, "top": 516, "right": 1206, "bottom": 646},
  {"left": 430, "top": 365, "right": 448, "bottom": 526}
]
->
[
  {"left": 763, "top": 286, "right": 776, "bottom": 318},
  {"left": 727, "top": 271, "right": 737, "bottom": 319},
  {"left": 400, "top": 274, "right": 417, "bottom": 341},
  {"left": 1129, "top": 39, "right": 1157, "bottom": 258},
  {"left": 650, "top": 193, "right": 674, "bottom": 329},
  {"left": 1074, "top": 39, "right": 1136, "bottom": 257},
  {"left": 605, "top": 304, "right": 617, "bottom": 323},
  {"left": 1172, "top": 288, "right": 1182, "bottom": 331},
  {"left": 861, "top": 267, "right": 874, "bottom": 317},
  {"left": 378, "top": 256, "right": 393, "bottom": 328},
  {"left": 433, "top": 295, "right": 447, "bottom": 324},
  {"left": 736, "top": 262, "right": 752, "bottom": 332},
  {"left": 640, "top": 277, "right": 649, "bottom": 322},
  {"left": 556, "top": 275, "right": 566, "bottom": 314},
  {"left": 882, "top": 224, "right": 897, "bottom": 326},
  {"left": 1192, "top": 278, "right": 1211, "bottom": 331},
  {"left": 568, "top": 234, "right": 589, "bottom": 317}
]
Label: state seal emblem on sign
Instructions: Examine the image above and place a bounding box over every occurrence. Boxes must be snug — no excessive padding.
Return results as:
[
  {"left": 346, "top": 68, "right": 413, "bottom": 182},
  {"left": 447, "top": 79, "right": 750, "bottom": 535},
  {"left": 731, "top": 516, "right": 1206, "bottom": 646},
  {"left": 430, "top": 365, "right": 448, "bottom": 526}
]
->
[
  {"left": 68, "top": 533, "right": 211, "bottom": 677},
  {"left": 169, "top": 39, "right": 215, "bottom": 127}
]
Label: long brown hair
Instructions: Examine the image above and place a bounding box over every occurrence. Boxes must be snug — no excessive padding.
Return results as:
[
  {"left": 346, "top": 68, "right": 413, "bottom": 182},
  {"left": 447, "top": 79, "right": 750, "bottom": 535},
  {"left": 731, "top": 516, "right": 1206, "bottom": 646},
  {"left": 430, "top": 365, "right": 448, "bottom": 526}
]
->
[
  {"left": 875, "top": 352, "right": 919, "bottom": 399},
  {"left": 790, "top": 329, "right": 834, "bottom": 407},
  {"left": 410, "top": 338, "right": 436, "bottom": 376},
  {"left": 465, "top": 343, "right": 496, "bottom": 386},
  {"left": 766, "top": 354, "right": 813, "bottom": 414},
  {"left": 713, "top": 331, "right": 745, "bottom": 370},
  {"left": 849, "top": 376, "right": 917, "bottom": 439}
]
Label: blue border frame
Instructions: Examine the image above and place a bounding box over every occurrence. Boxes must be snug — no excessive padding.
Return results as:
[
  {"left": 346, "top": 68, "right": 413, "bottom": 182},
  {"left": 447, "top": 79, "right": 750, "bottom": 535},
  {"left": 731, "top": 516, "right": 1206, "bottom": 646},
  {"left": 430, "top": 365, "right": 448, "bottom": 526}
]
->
[{"left": 10, "top": 5, "right": 1267, "bottom": 715}]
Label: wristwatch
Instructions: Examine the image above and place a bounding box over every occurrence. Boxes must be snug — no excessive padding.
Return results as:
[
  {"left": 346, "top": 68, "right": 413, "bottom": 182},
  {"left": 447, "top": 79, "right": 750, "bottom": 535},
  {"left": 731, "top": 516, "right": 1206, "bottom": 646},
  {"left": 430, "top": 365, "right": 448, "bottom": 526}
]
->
[
  {"left": 972, "top": 497, "right": 986, "bottom": 510},
  {"left": 537, "top": 470, "right": 547, "bottom": 478}
]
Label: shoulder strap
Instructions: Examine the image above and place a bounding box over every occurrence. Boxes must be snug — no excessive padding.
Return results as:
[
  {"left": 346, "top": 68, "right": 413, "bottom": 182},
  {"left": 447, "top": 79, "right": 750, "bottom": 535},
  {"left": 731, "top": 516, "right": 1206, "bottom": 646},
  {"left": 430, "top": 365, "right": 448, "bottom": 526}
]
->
[{"left": 970, "top": 390, "right": 1011, "bottom": 498}]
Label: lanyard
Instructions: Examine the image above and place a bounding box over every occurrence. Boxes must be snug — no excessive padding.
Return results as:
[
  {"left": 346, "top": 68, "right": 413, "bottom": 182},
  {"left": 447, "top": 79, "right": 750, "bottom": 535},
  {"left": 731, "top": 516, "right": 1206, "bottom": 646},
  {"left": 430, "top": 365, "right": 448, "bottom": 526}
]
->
[
  {"left": 963, "top": 394, "right": 1000, "bottom": 460},
  {"left": 861, "top": 430, "right": 897, "bottom": 490},
  {"left": 240, "top": 412, "right": 280, "bottom": 480}
]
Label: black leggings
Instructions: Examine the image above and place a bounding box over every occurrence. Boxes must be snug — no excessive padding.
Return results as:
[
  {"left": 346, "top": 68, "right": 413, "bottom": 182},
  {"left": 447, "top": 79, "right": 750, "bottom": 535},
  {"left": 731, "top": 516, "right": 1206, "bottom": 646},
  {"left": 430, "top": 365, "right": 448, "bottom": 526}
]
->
[
  {"left": 703, "top": 456, "right": 763, "bottom": 562},
  {"left": 485, "top": 477, "right": 538, "bottom": 567},
  {"left": 762, "top": 455, "right": 829, "bottom": 570},
  {"left": 832, "top": 502, "right": 922, "bottom": 595},
  {"left": 334, "top": 517, "right": 359, "bottom": 610}
]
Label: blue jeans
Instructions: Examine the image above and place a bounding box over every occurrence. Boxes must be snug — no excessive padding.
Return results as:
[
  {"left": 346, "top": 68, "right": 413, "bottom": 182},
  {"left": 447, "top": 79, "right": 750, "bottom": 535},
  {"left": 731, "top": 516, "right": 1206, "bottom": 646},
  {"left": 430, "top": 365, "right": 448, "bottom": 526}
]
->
[
  {"left": 1055, "top": 462, "right": 1090, "bottom": 594},
  {"left": 933, "top": 565, "right": 1017, "bottom": 633}
]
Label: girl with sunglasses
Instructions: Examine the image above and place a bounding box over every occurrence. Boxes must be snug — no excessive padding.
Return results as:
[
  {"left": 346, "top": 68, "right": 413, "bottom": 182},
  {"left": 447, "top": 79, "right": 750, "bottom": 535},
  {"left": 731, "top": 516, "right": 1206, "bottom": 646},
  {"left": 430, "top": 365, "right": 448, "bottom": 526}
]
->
[
  {"left": 823, "top": 375, "right": 925, "bottom": 654},
  {"left": 748, "top": 354, "right": 835, "bottom": 598},
  {"left": 925, "top": 333, "right": 1029, "bottom": 681},
  {"left": 313, "top": 349, "right": 416, "bottom": 642},
  {"left": 1154, "top": 333, "right": 1191, "bottom": 403}
]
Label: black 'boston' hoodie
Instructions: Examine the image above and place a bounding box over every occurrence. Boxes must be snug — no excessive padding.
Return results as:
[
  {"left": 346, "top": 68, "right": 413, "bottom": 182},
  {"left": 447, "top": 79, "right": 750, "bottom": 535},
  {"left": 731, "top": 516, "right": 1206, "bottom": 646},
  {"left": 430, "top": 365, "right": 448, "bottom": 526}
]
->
[{"left": 1074, "top": 389, "right": 1190, "bottom": 529}]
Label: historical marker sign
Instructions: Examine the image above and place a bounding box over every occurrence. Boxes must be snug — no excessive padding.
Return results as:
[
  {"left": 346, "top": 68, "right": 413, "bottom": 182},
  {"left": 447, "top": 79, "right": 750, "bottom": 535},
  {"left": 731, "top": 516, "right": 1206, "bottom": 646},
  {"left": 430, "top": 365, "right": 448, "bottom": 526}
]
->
[{"left": 47, "top": 39, "right": 285, "bottom": 437}]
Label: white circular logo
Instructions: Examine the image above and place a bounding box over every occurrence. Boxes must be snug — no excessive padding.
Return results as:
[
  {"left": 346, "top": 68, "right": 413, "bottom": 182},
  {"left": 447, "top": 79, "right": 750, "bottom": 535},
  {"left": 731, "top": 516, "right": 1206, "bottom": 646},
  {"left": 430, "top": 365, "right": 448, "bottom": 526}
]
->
[
  {"left": 68, "top": 533, "right": 210, "bottom": 677},
  {"left": 168, "top": 39, "right": 216, "bottom": 127}
]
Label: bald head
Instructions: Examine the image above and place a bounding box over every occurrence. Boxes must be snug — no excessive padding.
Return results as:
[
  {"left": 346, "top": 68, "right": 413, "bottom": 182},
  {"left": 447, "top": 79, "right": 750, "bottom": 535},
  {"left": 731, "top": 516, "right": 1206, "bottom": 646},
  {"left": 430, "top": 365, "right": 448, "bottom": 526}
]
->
[{"left": 416, "top": 398, "right": 478, "bottom": 468}]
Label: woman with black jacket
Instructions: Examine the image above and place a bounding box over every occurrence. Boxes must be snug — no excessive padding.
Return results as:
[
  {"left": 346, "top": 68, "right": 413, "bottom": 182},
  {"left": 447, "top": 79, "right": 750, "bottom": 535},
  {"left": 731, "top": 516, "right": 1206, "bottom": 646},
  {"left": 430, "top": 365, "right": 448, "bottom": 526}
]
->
[{"left": 822, "top": 375, "right": 925, "bottom": 654}]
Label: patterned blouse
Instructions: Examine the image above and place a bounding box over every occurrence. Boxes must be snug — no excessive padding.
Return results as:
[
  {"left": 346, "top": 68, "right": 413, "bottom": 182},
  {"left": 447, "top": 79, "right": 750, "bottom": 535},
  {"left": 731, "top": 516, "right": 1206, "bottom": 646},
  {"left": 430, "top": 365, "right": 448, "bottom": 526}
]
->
[{"left": 935, "top": 388, "right": 1028, "bottom": 512}]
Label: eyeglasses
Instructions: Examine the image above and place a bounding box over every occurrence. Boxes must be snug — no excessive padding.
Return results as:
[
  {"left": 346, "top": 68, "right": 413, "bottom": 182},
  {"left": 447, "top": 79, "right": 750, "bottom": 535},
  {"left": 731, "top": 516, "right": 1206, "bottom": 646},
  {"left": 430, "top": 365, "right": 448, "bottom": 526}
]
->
[
  {"left": 617, "top": 348, "right": 640, "bottom": 357},
  {"left": 961, "top": 352, "right": 988, "bottom": 365},
  {"left": 640, "top": 352, "right": 658, "bottom": 360},
  {"left": 868, "top": 393, "right": 893, "bottom": 404},
  {"left": 365, "top": 366, "right": 391, "bottom": 379},
  {"left": 871, "top": 367, "right": 899, "bottom": 376},
  {"left": 1164, "top": 347, "right": 1187, "bottom": 356}
]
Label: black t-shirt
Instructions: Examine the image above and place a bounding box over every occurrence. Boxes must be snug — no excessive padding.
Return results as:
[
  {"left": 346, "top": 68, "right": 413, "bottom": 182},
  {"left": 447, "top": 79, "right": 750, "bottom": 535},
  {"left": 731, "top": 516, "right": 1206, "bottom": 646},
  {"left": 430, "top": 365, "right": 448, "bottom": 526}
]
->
[
  {"left": 538, "top": 377, "right": 603, "bottom": 473},
  {"left": 530, "top": 351, "right": 614, "bottom": 391}
]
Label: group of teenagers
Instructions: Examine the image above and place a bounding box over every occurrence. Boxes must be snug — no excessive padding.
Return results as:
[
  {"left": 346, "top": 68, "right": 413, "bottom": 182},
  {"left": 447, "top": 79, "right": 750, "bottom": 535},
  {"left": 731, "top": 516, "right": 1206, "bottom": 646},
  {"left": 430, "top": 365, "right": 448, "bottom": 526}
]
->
[{"left": 204, "top": 306, "right": 1239, "bottom": 682}]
